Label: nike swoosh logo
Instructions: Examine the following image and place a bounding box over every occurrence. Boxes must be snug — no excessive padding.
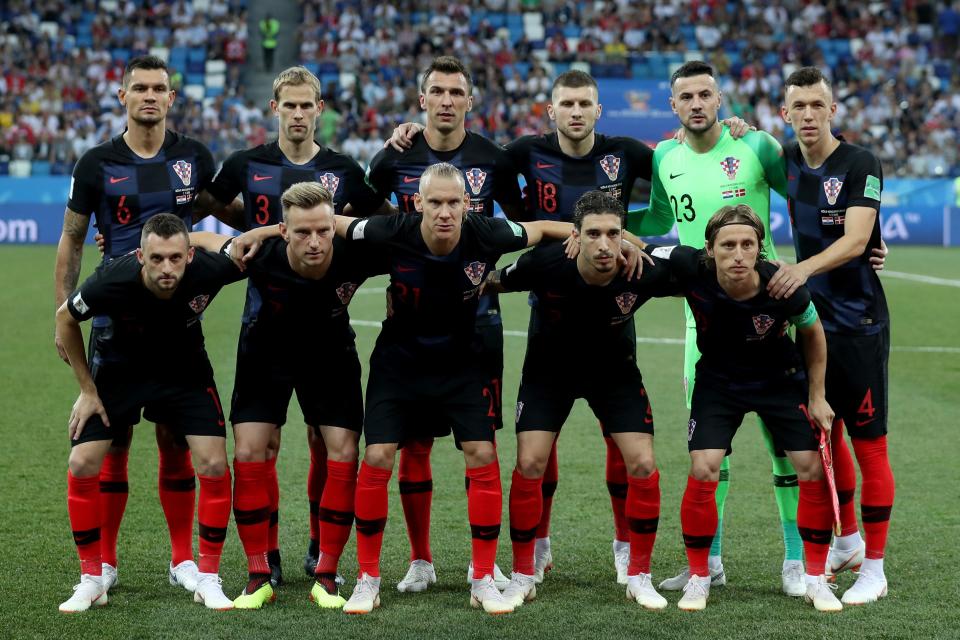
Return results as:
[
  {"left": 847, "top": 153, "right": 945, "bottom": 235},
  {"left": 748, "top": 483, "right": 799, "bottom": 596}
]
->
[
  {"left": 109, "top": 176, "right": 129, "bottom": 184},
  {"left": 403, "top": 176, "right": 419, "bottom": 183},
  {"left": 855, "top": 417, "right": 876, "bottom": 427},
  {"left": 253, "top": 174, "right": 273, "bottom": 181},
  {"left": 543, "top": 292, "right": 563, "bottom": 299},
  {"left": 396, "top": 266, "right": 416, "bottom": 272},
  {"left": 669, "top": 173, "right": 685, "bottom": 180},
  {"left": 536, "top": 161, "right": 556, "bottom": 169},
  {"left": 644, "top": 416, "right": 653, "bottom": 424}
]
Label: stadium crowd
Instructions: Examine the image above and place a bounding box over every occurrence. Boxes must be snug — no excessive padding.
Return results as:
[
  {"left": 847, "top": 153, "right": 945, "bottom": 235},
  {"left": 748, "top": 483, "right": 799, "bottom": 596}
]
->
[{"left": 2, "top": 0, "right": 959, "bottom": 178}]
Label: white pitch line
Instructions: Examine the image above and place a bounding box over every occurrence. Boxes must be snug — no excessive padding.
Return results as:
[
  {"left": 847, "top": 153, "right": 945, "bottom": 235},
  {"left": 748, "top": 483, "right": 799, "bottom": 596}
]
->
[
  {"left": 879, "top": 270, "right": 960, "bottom": 288},
  {"left": 348, "top": 320, "right": 956, "bottom": 353}
]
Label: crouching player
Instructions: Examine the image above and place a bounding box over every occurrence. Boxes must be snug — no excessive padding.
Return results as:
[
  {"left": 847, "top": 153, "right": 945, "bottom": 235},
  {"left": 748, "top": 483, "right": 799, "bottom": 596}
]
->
[
  {"left": 56, "top": 214, "right": 243, "bottom": 612},
  {"left": 653, "top": 205, "right": 841, "bottom": 612},
  {"left": 190, "top": 182, "right": 387, "bottom": 609},
  {"left": 484, "top": 191, "right": 676, "bottom": 610}
]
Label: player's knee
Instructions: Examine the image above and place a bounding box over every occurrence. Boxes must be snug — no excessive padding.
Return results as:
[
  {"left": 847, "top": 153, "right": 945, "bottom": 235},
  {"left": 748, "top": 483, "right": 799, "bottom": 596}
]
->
[
  {"left": 689, "top": 457, "right": 720, "bottom": 482},
  {"left": 68, "top": 451, "right": 102, "bottom": 478},
  {"left": 515, "top": 452, "right": 547, "bottom": 478},
  {"left": 463, "top": 443, "right": 497, "bottom": 468},
  {"left": 791, "top": 453, "right": 823, "bottom": 481},
  {"left": 326, "top": 438, "right": 359, "bottom": 463},
  {"left": 625, "top": 454, "right": 656, "bottom": 478},
  {"left": 193, "top": 452, "right": 227, "bottom": 477},
  {"left": 363, "top": 445, "right": 396, "bottom": 470},
  {"left": 233, "top": 442, "right": 267, "bottom": 463}
]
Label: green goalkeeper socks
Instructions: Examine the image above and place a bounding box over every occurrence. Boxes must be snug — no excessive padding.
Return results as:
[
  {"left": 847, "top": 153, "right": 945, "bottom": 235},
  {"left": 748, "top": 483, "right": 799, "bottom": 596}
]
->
[{"left": 759, "top": 418, "right": 803, "bottom": 562}]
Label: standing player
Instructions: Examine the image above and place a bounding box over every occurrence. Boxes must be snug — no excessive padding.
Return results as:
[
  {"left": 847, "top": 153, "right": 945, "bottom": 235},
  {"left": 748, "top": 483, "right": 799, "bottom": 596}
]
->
[
  {"left": 53, "top": 55, "right": 232, "bottom": 596},
  {"left": 365, "top": 56, "right": 524, "bottom": 592},
  {"left": 334, "top": 163, "right": 573, "bottom": 615},
  {"left": 769, "top": 66, "right": 894, "bottom": 605},
  {"left": 654, "top": 205, "right": 842, "bottom": 612},
  {"left": 190, "top": 183, "right": 387, "bottom": 610},
  {"left": 202, "top": 66, "right": 391, "bottom": 585},
  {"left": 626, "top": 60, "right": 808, "bottom": 595},
  {"left": 56, "top": 214, "right": 242, "bottom": 612},
  {"left": 387, "top": 68, "right": 750, "bottom": 585},
  {"left": 485, "top": 191, "right": 674, "bottom": 610}
]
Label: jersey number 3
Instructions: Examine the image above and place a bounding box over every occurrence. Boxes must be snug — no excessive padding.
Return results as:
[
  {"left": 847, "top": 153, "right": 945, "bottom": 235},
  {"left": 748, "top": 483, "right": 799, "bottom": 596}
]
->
[{"left": 670, "top": 193, "right": 696, "bottom": 222}]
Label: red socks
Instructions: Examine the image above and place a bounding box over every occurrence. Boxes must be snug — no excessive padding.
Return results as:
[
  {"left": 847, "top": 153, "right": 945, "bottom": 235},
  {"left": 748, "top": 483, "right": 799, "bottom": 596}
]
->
[
  {"left": 265, "top": 456, "right": 279, "bottom": 554},
  {"left": 680, "top": 476, "right": 718, "bottom": 577},
  {"left": 98, "top": 450, "right": 128, "bottom": 568},
  {"left": 466, "top": 461, "right": 502, "bottom": 580},
  {"left": 852, "top": 436, "right": 895, "bottom": 560},
  {"left": 626, "top": 470, "right": 660, "bottom": 575},
  {"left": 158, "top": 446, "right": 196, "bottom": 566},
  {"left": 509, "top": 469, "right": 542, "bottom": 575},
  {"left": 233, "top": 460, "right": 271, "bottom": 576},
  {"left": 830, "top": 421, "right": 860, "bottom": 536},
  {"left": 68, "top": 471, "right": 102, "bottom": 576},
  {"left": 197, "top": 470, "right": 231, "bottom": 575},
  {"left": 535, "top": 442, "right": 558, "bottom": 539},
  {"left": 307, "top": 445, "right": 328, "bottom": 551},
  {"left": 398, "top": 439, "right": 433, "bottom": 562},
  {"left": 605, "top": 434, "right": 630, "bottom": 542},
  {"left": 797, "top": 479, "right": 833, "bottom": 575},
  {"left": 355, "top": 462, "right": 391, "bottom": 578},
  {"left": 316, "top": 459, "right": 357, "bottom": 576}
]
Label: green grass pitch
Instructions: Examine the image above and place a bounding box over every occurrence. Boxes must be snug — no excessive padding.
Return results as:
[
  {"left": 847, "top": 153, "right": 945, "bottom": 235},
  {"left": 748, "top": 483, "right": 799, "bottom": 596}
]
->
[{"left": 3, "top": 245, "right": 958, "bottom": 639}]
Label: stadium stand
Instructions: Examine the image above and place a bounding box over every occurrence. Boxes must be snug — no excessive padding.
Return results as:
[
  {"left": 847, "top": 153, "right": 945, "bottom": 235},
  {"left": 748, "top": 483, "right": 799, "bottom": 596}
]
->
[{"left": 0, "top": 1, "right": 957, "bottom": 177}]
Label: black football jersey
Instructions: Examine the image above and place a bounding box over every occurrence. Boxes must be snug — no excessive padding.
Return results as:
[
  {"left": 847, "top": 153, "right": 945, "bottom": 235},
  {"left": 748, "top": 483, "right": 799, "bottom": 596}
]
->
[
  {"left": 344, "top": 213, "right": 528, "bottom": 358},
  {"left": 505, "top": 132, "right": 652, "bottom": 221},
  {"left": 207, "top": 141, "right": 384, "bottom": 229},
  {"left": 784, "top": 140, "right": 888, "bottom": 335},
  {"left": 499, "top": 242, "right": 675, "bottom": 362},
  {"left": 67, "top": 245, "right": 243, "bottom": 367},
  {"left": 67, "top": 130, "right": 215, "bottom": 259}
]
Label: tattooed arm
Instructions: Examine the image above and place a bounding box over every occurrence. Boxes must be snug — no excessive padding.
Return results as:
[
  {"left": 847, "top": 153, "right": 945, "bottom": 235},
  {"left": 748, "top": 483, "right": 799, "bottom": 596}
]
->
[{"left": 54, "top": 208, "right": 91, "bottom": 363}]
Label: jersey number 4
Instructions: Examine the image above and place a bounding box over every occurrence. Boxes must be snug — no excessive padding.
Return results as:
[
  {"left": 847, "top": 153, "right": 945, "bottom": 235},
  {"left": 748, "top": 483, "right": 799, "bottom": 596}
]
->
[{"left": 670, "top": 193, "right": 696, "bottom": 222}]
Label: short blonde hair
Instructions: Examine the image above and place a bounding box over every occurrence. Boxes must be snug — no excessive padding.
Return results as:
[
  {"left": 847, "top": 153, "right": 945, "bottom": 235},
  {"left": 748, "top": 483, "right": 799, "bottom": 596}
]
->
[
  {"left": 419, "top": 162, "right": 465, "bottom": 195},
  {"left": 280, "top": 182, "right": 333, "bottom": 223},
  {"left": 272, "top": 66, "right": 322, "bottom": 103}
]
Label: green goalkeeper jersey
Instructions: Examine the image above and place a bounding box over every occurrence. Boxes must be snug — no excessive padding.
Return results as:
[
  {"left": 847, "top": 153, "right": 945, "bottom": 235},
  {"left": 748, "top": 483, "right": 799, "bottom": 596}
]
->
[
  {"left": 627, "top": 126, "right": 787, "bottom": 254},
  {"left": 626, "top": 126, "right": 788, "bottom": 330}
]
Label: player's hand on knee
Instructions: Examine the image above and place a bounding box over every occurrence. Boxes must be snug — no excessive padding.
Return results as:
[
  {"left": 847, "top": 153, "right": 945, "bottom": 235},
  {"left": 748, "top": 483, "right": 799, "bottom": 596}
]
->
[
  {"left": 722, "top": 116, "right": 755, "bottom": 139},
  {"left": 385, "top": 122, "right": 424, "bottom": 152},
  {"left": 870, "top": 239, "right": 889, "bottom": 271},
  {"left": 94, "top": 232, "right": 106, "bottom": 256},
  {"left": 70, "top": 391, "right": 109, "bottom": 441}
]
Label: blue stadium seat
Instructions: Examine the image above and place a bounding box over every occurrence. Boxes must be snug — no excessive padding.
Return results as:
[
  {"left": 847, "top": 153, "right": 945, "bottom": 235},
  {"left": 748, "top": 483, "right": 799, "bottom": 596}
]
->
[
  {"left": 934, "top": 62, "right": 952, "bottom": 79},
  {"left": 487, "top": 12, "right": 507, "bottom": 28},
  {"left": 303, "top": 62, "right": 320, "bottom": 76},
  {"left": 321, "top": 73, "right": 339, "bottom": 88},
  {"left": 205, "top": 85, "right": 224, "bottom": 98},
  {"left": 631, "top": 61, "right": 650, "bottom": 79},
  {"left": 563, "top": 25, "right": 581, "bottom": 38},
  {"left": 514, "top": 61, "right": 531, "bottom": 78},
  {"left": 762, "top": 51, "right": 779, "bottom": 69},
  {"left": 188, "top": 47, "right": 207, "bottom": 63},
  {"left": 111, "top": 48, "right": 131, "bottom": 63},
  {"left": 507, "top": 14, "right": 524, "bottom": 28},
  {"left": 31, "top": 160, "right": 51, "bottom": 176},
  {"left": 552, "top": 62, "right": 571, "bottom": 76},
  {"left": 508, "top": 24, "right": 524, "bottom": 42},
  {"left": 186, "top": 73, "right": 205, "bottom": 86}
]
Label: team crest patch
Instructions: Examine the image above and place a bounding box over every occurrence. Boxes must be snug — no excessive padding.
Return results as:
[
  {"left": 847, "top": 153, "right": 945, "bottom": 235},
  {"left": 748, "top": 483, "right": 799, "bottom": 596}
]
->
[
  {"left": 720, "top": 156, "right": 740, "bottom": 180},
  {"left": 516, "top": 401, "right": 524, "bottom": 421},
  {"left": 336, "top": 282, "right": 358, "bottom": 304},
  {"left": 172, "top": 160, "right": 192, "bottom": 186},
  {"left": 687, "top": 418, "right": 696, "bottom": 442},
  {"left": 464, "top": 261, "right": 487, "bottom": 286},
  {"left": 599, "top": 154, "right": 621, "bottom": 181},
  {"left": 615, "top": 292, "right": 637, "bottom": 314},
  {"left": 752, "top": 314, "right": 775, "bottom": 336},
  {"left": 188, "top": 294, "right": 210, "bottom": 313},
  {"left": 318, "top": 172, "right": 340, "bottom": 197},
  {"left": 823, "top": 177, "right": 844, "bottom": 206},
  {"left": 464, "top": 168, "right": 487, "bottom": 195}
]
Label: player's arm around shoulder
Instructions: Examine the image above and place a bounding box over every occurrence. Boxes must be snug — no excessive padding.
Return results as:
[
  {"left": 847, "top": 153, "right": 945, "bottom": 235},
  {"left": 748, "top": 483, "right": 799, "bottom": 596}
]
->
[
  {"left": 742, "top": 129, "right": 788, "bottom": 198},
  {"left": 626, "top": 142, "right": 678, "bottom": 237},
  {"left": 519, "top": 220, "right": 573, "bottom": 246}
]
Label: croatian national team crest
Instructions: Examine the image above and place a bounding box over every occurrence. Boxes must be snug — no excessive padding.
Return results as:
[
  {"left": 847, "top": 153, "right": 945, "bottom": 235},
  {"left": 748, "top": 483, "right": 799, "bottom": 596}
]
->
[
  {"left": 687, "top": 418, "right": 696, "bottom": 442},
  {"left": 823, "top": 177, "right": 844, "bottom": 206},
  {"left": 752, "top": 314, "right": 775, "bottom": 336},
  {"left": 318, "top": 172, "right": 341, "bottom": 197},
  {"left": 720, "top": 156, "right": 740, "bottom": 180},
  {"left": 615, "top": 292, "right": 638, "bottom": 314},
  {"left": 464, "top": 261, "right": 487, "bottom": 286},
  {"left": 172, "top": 160, "right": 192, "bottom": 186},
  {"left": 188, "top": 294, "right": 210, "bottom": 313},
  {"left": 600, "top": 154, "right": 621, "bottom": 181},
  {"left": 336, "top": 282, "right": 358, "bottom": 304},
  {"left": 464, "top": 168, "right": 487, "bottom": 195}
]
